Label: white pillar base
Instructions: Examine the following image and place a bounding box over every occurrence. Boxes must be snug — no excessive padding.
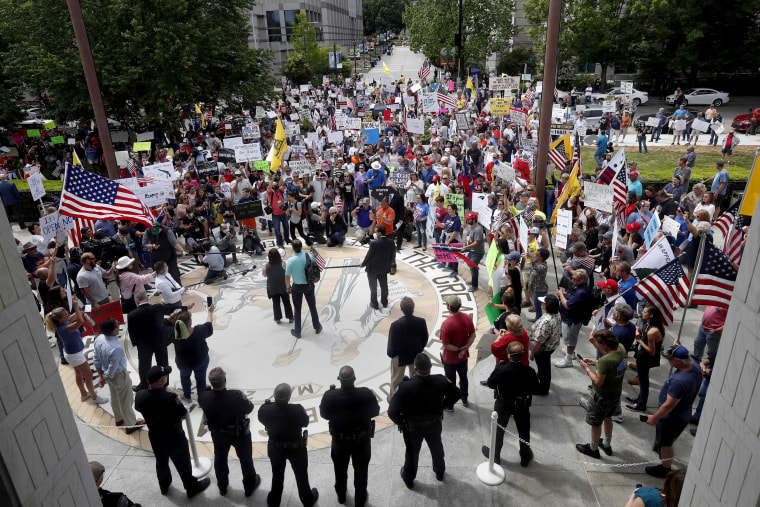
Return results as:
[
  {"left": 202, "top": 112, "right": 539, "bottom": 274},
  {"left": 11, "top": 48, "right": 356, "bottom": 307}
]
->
[
  {"left": 191, "top": 456, "right": 213, "bottom": 478},
  {"left": 476, "top": 461, "right": 506, "bottom": 485}
]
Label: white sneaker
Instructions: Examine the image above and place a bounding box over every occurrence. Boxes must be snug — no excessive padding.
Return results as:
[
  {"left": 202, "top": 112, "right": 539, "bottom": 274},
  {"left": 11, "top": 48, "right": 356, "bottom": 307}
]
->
[
  {"left": 578, "top": 397, "right": 589, "bottom": 410},
  {"left": 612, "top": 415, "right": 624, "bottom": 424},
  {"left": 555, "top": 357, "right": 574, "bottom": 368},
  {"left": 92, "top": 395, "right": 108, "bottom": 404},
  {"left": 80, "top": 394, "right": 91, "bottom": 402}
]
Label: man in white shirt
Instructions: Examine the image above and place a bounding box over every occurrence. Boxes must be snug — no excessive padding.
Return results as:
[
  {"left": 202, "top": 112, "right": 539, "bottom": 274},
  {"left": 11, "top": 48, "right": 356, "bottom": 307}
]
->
[
  {"left": 201, "top": 243, "right": 227, "bottom": 283},
  {"left": 154, "top": 260, "right": 185, "bottom": 308}
]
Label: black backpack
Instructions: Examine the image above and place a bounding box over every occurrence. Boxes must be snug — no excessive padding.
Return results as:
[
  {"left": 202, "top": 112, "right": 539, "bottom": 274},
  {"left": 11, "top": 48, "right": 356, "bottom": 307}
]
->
[{"left": 305, "top": 253, "right": 322, "bottom": 285}]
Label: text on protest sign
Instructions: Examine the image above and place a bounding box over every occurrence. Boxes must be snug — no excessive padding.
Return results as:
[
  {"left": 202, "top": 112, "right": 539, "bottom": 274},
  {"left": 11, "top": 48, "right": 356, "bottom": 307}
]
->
[
  {"left": 555, "top": 209, "right": 573, "bottom": 249},
  {"left": 110, "top": 131, "right": 129, "bottom": 143},
  {"left": 406, "top": 118, "right": 425, "bottom": 135},
  {"left": 421, "top": 93, "right": 438, "bottom": 113},
  {"left": 510, "top": 108, "right": 527, "bottom": 126},
  {"left": 196, "top": 161, "right": 219, "bottom": 180},
  {"left": 489, "top": 76, "right": 520, "bottom": 91},
  {"left": 471, "top": 193, "right": 493, "bottom": 230},
  {"left": 217, "top": 148, "right": 236, "bottom": 165},
  {"left": 142, "top": 162, "right": 175, "bottom": 180},
  {"left": 550, "top": 123, "right": 574, "bottom": 136},
  {"left": 28, "top": 173, "right": 46, "bottom": 201},
  {"left": 445, "top": 193, "right": 465, "bottom": 218},
  {"left": 223, "top": 136, "right": 244, "bottom": 149},
  {"left": 136, "top": 131, "right": 154, "bottom": 142},
  {"left": 489, "top": 98, "right": 511, "bottom": 116},
  {"left": 432, "top": 244, "right": 462, "bottom": 263},
  {"left": 493, "top": 162, "right": 515, "bottom": 183},
  {"left": 40, "top": 212, "right": 76, "bottom": 243},
  {"left": 115, "top": 178, "right": 139, "bottom": 190},
  {"left": 661, "top": 216, "right": 681, "bottom": 238},
  {"left": 289, "top": 159, "right": 311, "bottom": 174},
  {"left": 234, "top": 199, "right": 264, "bottom": 220},
  {"left": 134, "top": 185, "right": 168, "bottom": 208},
  {"left": 115, "top": 151, "right": 130, "bottom": 168},
  {"left": 602, "top": 101, "right": 616, "bottom": 113},
  {"left": 388, "top": 171, "right": 409, "bottom": 187},
  {"left": 583, "top": 182, "right": 614, "bottom": 213},
  {"left": 235, "top": 143, "right": 262, "bottom": 162},
  {"left": 643, "top": 213, "right": 661, "bottom": 249}
]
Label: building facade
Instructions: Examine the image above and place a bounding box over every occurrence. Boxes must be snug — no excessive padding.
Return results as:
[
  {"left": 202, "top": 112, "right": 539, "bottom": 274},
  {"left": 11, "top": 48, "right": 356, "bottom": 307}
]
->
[{"left": 248, "top": 0, "right": 363, "bottom": 73}]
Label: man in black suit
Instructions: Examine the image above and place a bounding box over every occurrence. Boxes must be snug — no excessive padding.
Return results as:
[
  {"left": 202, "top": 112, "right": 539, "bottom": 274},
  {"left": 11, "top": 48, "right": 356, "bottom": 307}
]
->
[
  {"left": 127, "top": 290, "right": 182, "bottom": 391},
  {"left": 387, "top": 297, "right": 429, "bottom": 401},
  {"left": 360, "top": 225, "right": 396, "bottom": 310}
]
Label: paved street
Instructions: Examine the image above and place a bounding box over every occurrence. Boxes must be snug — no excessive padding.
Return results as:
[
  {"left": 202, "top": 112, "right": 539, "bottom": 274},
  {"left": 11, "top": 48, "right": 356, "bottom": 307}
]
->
[{"left": 361, "top": 46, "right": 427, "bottom": 84}]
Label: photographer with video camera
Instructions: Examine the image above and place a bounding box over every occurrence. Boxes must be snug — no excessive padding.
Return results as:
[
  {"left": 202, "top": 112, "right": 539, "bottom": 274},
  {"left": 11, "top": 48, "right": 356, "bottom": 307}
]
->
[
  {"left": 208, "top": 216, "right": 241, "bottom": 261},
  {"left": 287, "top": 191, "right": 312, "bottom": 246},
  {"left": 77, "top": 252, "right": 115, "bottom": 309},
  {"left": 81, "top": 229, "right": 129, "bottom": 270},
  {"left": 144, "top": 220, "right": 186, "bottom": 286},
  {"left": 267, "top": 174, "right": 290, "bottom": 248},
  {"left": 307, "top": 202, "right": 327, "bottom": 245}
]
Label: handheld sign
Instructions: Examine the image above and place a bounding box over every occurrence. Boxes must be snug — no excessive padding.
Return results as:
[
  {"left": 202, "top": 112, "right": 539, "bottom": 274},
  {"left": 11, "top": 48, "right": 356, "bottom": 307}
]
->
[{"left": 234, "top": 199, "right": 264, "bottom": 220}]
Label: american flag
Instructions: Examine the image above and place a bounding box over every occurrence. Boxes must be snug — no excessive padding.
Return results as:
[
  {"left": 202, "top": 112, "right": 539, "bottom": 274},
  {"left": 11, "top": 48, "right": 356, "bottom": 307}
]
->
[
  {"left": 712, "top": 201, "right": 743, "bottom": 264},
  {"left": 68, "top": 218, "right": 96, "bottom": 247},
  {"left": 636, "top": 258, "right": 690, "bottom": 326},
  {"left": 609, "top": 150, "right": 628, "bottom": 230},
  {"left": 526, "top": 89, "right": 535, "bottom": 103},
  {"left": 437, "top": 92, "right": 457, "bottom": 109},
  {"left": 401, "top": 105, "right": 408, "bottom": 132},
  {"left": 127, "top": 158, "right": 137, "bottom": 176},
  {"left": 137, "top": 177, "right": 155, "bottom": 186},
  {"left": 575, "top": 254, "right": 597, "bottom": 272},
  {"left": 548, "top": 146, "right": 567, "bottom": 171},
  {"left": 413, "top": 206, "right": 421, "bottom": 221},
  {"left": 554, "top": 88, "right": 559, "bottom": 101},
  {"left": 523, "top": 205, "right": 535, "bottom": 222},
  {"left": 59, "top": 163, "right": 155, "bottom": 227},
  {"left": 418, "top": 60, "right": 431, "bottom": 80},
  {"left": 310, "top": 246, "right": 326, "bottom": 270},
  {"left": 572, "top": 132, "right": 582, "bottom": 178},
  {"left": 508, "top": 215, "right": 523, "bottom": 254},
  {"left": 690, "top": 242, "right": 737, "bottom": 309}
]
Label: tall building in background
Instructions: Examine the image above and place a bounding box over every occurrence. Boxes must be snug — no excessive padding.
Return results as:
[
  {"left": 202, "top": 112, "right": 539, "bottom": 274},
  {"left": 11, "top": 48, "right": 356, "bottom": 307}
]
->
[{"left": 248, "top": 0, "right": 363, "bottom": 74}]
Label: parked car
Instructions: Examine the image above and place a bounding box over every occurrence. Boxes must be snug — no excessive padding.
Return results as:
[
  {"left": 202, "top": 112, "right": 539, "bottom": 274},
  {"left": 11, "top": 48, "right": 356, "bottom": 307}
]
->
[
  {"left": 563, "top": 106, "right": 605, "bottom": 135},
  {"left": 730, "top": 110, "right": 760, "bottom": 134},
  {"left": 665, "top": 88, "right": 729, "bottom": 107},
  {"left": 635, "top": 107, "right": 702, "bottom": 135},
  {"left": 590, "top": 88, "right": 649, "bottom": 106}
]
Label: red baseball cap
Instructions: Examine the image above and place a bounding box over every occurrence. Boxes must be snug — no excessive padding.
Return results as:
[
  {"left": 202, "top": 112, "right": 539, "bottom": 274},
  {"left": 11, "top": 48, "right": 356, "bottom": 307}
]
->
[
  {"left": 432, "top": 175, "right": 440, "bottom": 182},
  {"left": 626, "top": 222, "right": 641, "bottom": 232},
  {"left": 597, "top": 279, "right": 619, "bottom": 291},
  {"left": 466, "top": 212, "right": 478, "bottom": 220},
  {"left": 426, "top": 160, "right": 433, "bottom": 165}
]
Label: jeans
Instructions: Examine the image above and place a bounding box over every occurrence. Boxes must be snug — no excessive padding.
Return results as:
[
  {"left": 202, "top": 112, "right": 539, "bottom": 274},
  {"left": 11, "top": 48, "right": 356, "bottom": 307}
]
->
[
  {"left": 433, "top": 229, "right": 443, "bottom": 244},
  {"left": 443, "top": 360, "right": 469, "bottom": 403},
  {"left": 203, "top": 268, "right": 225, "bottom": 283},
  {"left": 328, "top": 230, "right": 346, "bottom": 246},
  {"left": 533, "top": 349, "right": 554, "bottom": 395},
  {"left": 271, "top": 213, "right": 290, "bottom": 247},
  {"left": 415, "top": 220, "right": 427, "bottom": 247},
  {"left": 638, "top": 135, "right": 648, "bottom": 153},
  {"left": 692, "top": 326, "right": 722, "bottom": 363},
  {"left": 467, "top": 250, "right": 484, "bottom": 289},
  {"left": 179, "top": 354, "right": 210, "bottom": 399},
  {"left": 693, "top": 377, "right": 710, "bottom": 421},
  {"left": 650, "top": 127, "right": 662, "bottom": 142},
  {"left": 594, "top": 151, "right": 604, "bottom": 165},
  {"left": 291, "top": 283, "right": 320, "bottom": 335},
  {"left": 343, "top": 199, "right": 355, "bottom": 225},
  {"left": 709, "top": 129, "right": 719, "bottom": 145},
  {"left": 532, "top": 291, "right": 547, "bottom": 319},
  {"left": 635, "top": 359, "right": 652, "bottom": 408}
]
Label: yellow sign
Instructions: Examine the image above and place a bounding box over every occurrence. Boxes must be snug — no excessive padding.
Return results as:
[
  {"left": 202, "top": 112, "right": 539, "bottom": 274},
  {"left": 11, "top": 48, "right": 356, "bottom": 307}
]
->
[
  {"left": 44, "top": 121, "right": 56, "bottom": 130},
  {"left": 740, "top": 153, "right": 760, "bottom": 216},
  {"left": 132, "top": 141, "right": 151, "bottom": 152},
  {"left": 489, "top": 98, "right": 511, "bottom": 116}
]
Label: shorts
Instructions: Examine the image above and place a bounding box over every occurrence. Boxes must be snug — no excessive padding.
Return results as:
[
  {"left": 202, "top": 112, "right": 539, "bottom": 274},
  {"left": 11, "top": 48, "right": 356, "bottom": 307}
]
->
[
  {"left": 657, "top": 418, "right": 689, "bottom": 447},
  {"left": 356, "top": 226, "right": 370, "bottom": 238},
  {"left": 521, "top": 268, "right": 531, "bottom": 287},
  {"left": 562, "top": 321, "right": 583, "bottom": 347},
  {"left": 721, "top": 147, "right": 733, "bottom": 155},
  {"left": 64, "top": 350, "right": 87, "bottom": 367},
  {"left": 586, "top": 391, "right": 621, "bottom": 427}
]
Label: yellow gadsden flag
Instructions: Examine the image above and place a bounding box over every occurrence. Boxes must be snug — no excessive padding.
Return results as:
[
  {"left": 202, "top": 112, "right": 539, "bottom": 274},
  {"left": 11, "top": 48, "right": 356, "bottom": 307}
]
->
[
  {"left": 383, "top": 61, "right": 391, "bottom": 74},
  {"left": 466, "top": 76, "right": 476, "bottom": 96},
  {"left": 550, "top": 161, "right": 581, "bottom": 225},
  {"left": 270, "top": 118, "right": 288, "bottom": 173}
]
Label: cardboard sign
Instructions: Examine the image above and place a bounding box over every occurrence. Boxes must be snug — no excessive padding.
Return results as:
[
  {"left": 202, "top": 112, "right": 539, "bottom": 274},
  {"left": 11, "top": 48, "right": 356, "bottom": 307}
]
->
[
  {"left": 406, "top": 118, "right": 424, "bottom": 135},
  {"left": 327, "top": 131, "right": 344, "bottom": 144},
  {"left": 115, "top": 177, "right": 139, "bottom": 190},
  {"left": 674, "top": 119, "right": 686, "bottom": 131},
  {"left": 28, "top": 173, "right": 46, "bottom": 201},
  {"left": 110, "top": 131, "right": 129, "bottom": 143},
  {"left": 234, "top": 199, "right": 264, "bottom": 220},
  {"left": 661, "top": 216, "right": 681, "bottom": 237},
  {"left": 421, "top": 93, "right": 439, "bottom": 113},
  {"left": 493, "top": 162, "right": 515, "bottom": 183},
  {"left": 51, "top": 136, "right": 64, "bottom": 144},
  {"left": 583, "top": 182, "right": 614, "bottom": 212},
  {"left": 217, "top": 148, "right": 236, "bottom": 165},
  {"left": 555, "top": 209, "right": 572, "bottom": 249},
  {"left": 289, "top": 159, "right": 311, "bottom": 174},
  {"left": 389, "top": 171, "right": 409, "bottom": 187},
  {"left": 44, "top": 121, "right": 56, "bottom": 130},
  {"left": 136, "top": 131, "right": 154, "bottom": 142},
  {"left": 235, "top": 143, "right": 262, "bottom": 162},
  {"left": 692, "top": 119, "right": 710, "bottom": 133},
  {"left": 455, "top": 113, "right": 469, "bottom": 129},
  {"left": 196, "top": 161, "right": 219, "bottom": 180},
  {"left": 489, "top": 98, "right": 511, "bottom": 116},
  {"left": 490, "top": 76, "right": 519, "bottom": 91},
  {"left": 115, "top": 151, "right": 130, "bottom": 168},
  {"left": 432, "top": 244, "right": 462, "bottom": 263},
  {"left": 445, "top": 193, "right": 465, "bottom": 218},
  {"left": 81, "top": 301, "right": 124, "bottom": 336},
  {"left": 471, "top": 193, "right": 493, "bottom": 229},
  {"left": 646, "top": 117, "right": 661, "bottom": 127},
  {"left": 255, "top": 106, "right": 265, "bottom": 119},
  {"left": 510, "top": 108, "right": 527, "bottom": 126},
  {"left": 134, "top": 185, "right": 168, "bottom": 207},
  {"left": 40, "top": 212, "right": 76, "bottom": 243},
  {"left": 347, "top": 118, "right": 362, "bottom": 130},
  {"left": 370, "top": 186, "right": 399, "bottom": 204},
  {"left": 132, "top": 141, "right": 151, "bottom": 152},
  {"left": 550, "top": 123, "right": 574, "bottom": 136},
  {"left": 602, "top": 101, "right": 616, "bottom": 113},
  {"left": 142, "top": 162, "right": 175, "bottom": 180},
  {"left": 518, "top": 216, "right": 529, "bottom": 252},
  {"left": 253, "top": 160, "right": 270, "bottom": 173},
  {"left": 643, "top": 212, "right": 661, "bottom": 249},
  {"left": 223, "top": 136, "right": 244, "bottom": 149}
]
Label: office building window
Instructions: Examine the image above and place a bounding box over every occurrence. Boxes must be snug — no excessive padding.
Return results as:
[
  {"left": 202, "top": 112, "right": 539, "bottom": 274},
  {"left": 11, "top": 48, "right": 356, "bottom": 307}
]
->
[
  {"left": 266, "top": 10, "right": 282, "bottom": 42},
  {"left": 284, "top": 9, "right": 299, "bottom": 40}
]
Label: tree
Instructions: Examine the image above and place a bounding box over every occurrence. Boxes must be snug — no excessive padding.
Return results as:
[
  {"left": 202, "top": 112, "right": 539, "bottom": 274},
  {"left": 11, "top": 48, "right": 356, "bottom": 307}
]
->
[
  {"left": 404, "top": 0, "right": 516, "bottom": 78},
  {"left": 495, "top": 46, "right": 537, "bottom": 77},
  {"left": 363, "top": 0, "right": 407, "bottom": 37},
  {"left": 0, "top": 0, "right": 274, "bottom": 130},
  {"left": 283, "top": 53, "right": 314, "bottom": 86},
  {"left": 288, "top": 13, "right": 353, "bottom": 83}
]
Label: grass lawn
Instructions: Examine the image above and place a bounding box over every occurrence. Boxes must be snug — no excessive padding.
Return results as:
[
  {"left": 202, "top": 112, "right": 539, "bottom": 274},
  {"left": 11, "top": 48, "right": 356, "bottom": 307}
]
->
[
  {"left": 579, "top": 145, "right": 755, "bottom": 183},
  {"left": 12, "top": 179, "right": 63, "bottom": 192}
]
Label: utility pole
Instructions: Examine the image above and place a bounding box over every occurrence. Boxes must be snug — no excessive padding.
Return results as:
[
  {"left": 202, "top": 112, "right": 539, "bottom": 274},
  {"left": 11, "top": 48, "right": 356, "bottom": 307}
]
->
[
  {"left": 535, "top": 0, "right": 562, "bottom": 209},
  {"left": 455, "top": 0, "right": 463, "bottom": 87},
  {"left": 66, "top": 0, "right": 119, "bottom": 180}
]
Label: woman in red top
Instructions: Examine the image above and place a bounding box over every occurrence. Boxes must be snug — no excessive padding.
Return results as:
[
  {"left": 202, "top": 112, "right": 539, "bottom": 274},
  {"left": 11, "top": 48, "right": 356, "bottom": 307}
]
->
[{"left": 491, "top": 314, "right": 530, "bottom": 366}]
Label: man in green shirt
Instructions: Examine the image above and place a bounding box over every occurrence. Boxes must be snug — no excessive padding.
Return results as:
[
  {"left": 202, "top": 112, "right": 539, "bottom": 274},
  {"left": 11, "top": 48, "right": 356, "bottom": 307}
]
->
[{"left": 575, "top": 330, "right": 626, "bottom": 459}]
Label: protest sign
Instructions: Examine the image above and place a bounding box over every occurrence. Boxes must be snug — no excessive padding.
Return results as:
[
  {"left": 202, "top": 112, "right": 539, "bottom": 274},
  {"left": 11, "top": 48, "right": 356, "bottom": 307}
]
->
[
  {"left": 550, "top": 123, "right": 574, "bottom": 136},
  {"left": 490, "top": 76, "right": 519, "bottom": 91},
  {"left": 44, "top": 120, "right": 56, "bottom": 130},
  {"left": 234, "top": 199, "right": 264, "bottom": 220},
  {"left": 455, "top": 113, "right": 468, "bottom": 128},
  {"left": 235, "top": 143, "right": 262, "bottom": 162},
  {"left": 142, "top": 161, "right": 175, "bottom": 180},
  {"left": 432, "top": 244, "right": 462, "bottom": 263},
  {"left": 646, "top": 117, "right": 661, "bottom": 127},
  {"left": 493, "top": 162, "right": 515, "bottom": 183},
  {"left": 643, "top": 212, "right": 661, "bottom": 249},
  {"left": 115, "top": 151, "right": 130, "bottom": 168},
  {"left": 217, "top": 148, "right": 236, "bottom": 165},
  {"left": 27, "top": 173, "right": 45, "bottom": 201},
  {"left": 674, "top": 119, "right": 686, "bottom": 131},
  {"left": 253, "top": 160, "right": 270, "bottom": 173},
  {"left": 446, "top": 193, "right": 464, "bottom": 218},
  {"left": 471, "top": 193, "right": 493, "bottom": 229},
  {"left": 519, "top": 217, "right": 529, "bottom": 252},
  {"left": 132, "top": 141, "right": 151, "bottom": 152},
  {"left": 115, "top": 178, "right": 139, "bottom": 190},
  {"left": 255, "top": 106, "right": 265, "bottom": 119},
  {"left": 347, "top": 118, "right": 362, "bottom": 130},
  {"left": 402, "top": 96, "right": 416, "bottom": 106},
  {"left": 327, "top": 131, "right": 344, "bottom": 144},
  {"left": 583, "top": 182, "right": 614, "bottom": 212},
  {"left": 40, "top": 212, "right": 76, "bottom": 243},
  {"left": 289, "top": 113, "right": 300, "bottom": 122},
  {"left": 51, "top": 136, "right": 64, "bottom": 144},
  {"left": 621, "top": 81, "right": 633, "bottom": 94},
  {"left": 67, "top": 138, "right": 76, "bottom": 145},
  {"left": 489, "top": 98, "right": 510, "bottom": 116},
  {"left": 285, "top": 123, "right": 300, "bottom": 136},
  {"left": 555, "top": 209, "right": 572, "bottom": 249},
  {"left": 135, "top": 185, "right": 168, "bottom": 207},
  {"left": 406, "top": 118, "right": 424, "bottom": 135},
  {"left": 602, "top": 101, "right": 616, "bottom": 113},
  {"left": 510, "top": 108, "right": 527, "bottom": 126},
  {"left": 361, "top": 128, "right": 379, "bottom": 145},
  {"left": 110, "top": 130, "right": 129, "bottom": 143},
  {"left": 136, "top": 131, "right": 154, "bottom": 142},
  {"left": 196, "top": 161, "right": 219, "bottom": 180},
  {"left": 81, "top": 302, "right": 125, "bottom": 336},
  {"left": 291, "top": 144, "right": 307, "bottom": 158},
  {"left": 150, "top": 179, "right": 176, "bottom": 199},
  {"left": 362, "top": 121, "right": 380, "bottom": 130},
  {"left": 421, "top": 93, "right": 438, "bottom": 113},
  {"left": 299, "top": 84, "right": 310, "bottom": 93},
  {"left": 220, "top": 182, "right": 232, "bottom": 199},
  {"left": 692, "top": 119, "right": 709, "bottom": 133},
  {"left": 661, "top": 216, "right": 681, "bottom": 238},
  {"left": 27, "top": 129, "right": 41, "bottom": 137},
  {"left": 289, "top": 159, "right": 311, "bottom": 174},
  {"left": 389, "top": 171, "right": 409, "bottom": 187},
  {"left": 370, "top": 186, "right": 399, "bottom": 204},
  {"left": 223, "top": 136, "right": 244, "bottom": 149}
]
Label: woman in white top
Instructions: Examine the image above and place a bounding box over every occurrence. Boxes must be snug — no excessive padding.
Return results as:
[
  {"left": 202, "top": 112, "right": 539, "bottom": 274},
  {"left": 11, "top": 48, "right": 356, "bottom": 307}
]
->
[
  {"left": 404, "top": 172, "right": 423, "bottom": 206},
  {"left": 693, "top": 191, "right": 715, "bottom": 222}
]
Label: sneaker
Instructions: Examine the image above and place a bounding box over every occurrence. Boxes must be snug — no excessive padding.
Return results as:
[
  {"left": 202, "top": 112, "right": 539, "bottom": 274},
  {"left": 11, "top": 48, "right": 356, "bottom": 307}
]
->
[
  {"left": 625, "top": 404, "right": 646, "bottom": 413},
  {"left": 645, "top": 464, "right": 671, "bottom": 479},
  {"left": 599, "top": 442, "right": 613, "bottom": 456},
  {"left": 181, "top": 396, "right": 193, "bottom": 404},
  {"left": 80, "top": 394, "right": 91, "bottom": 402},
  {"left": 578, "top": 397, "right": 589, "bottom": 410},
  {"left": 92, "top": 395, "right": 108, "bottom": 404},
  {"left": 612, "top": 414, "right": 624, "bottom": 424},
  {"left": 555, "top": 357, "right": 574, "bottom": 368},
  {"left": 575, "top": 443, "right": 601, "bottom": 459},
  {"left": 625, "top": 396, "right": 638, "bottom": 404}
]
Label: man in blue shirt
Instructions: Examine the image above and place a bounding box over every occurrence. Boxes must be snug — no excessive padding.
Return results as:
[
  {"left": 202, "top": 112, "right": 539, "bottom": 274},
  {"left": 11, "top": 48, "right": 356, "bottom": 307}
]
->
[
  {"left": 555, "top": 270, "right": 592, "bottom": 368},
  {"left": 702, "top": 160, "right": 729, "bottom": 215},
  {"left": 285, "top": 239, "right": 322, "bottom": 338},
  {"left": 627, "top": 170, "right": 643, "bottom": 197},
  {"left": 0, "top": 174, "right": 25, "bottom": 228},
  {"left": 616, "top": 262, "right": 636, "bottom": 309},
  {"left": 93, "top": 318, "right": 143, "bottom": 434},
  {"left": 351, "top": 198, "right": 374, "bottom": 243},
  {"left": 594, "top": 132, "right": 608, "bottom": 165},
  {"left": 365, "top": 161, "right": 386, "bottom": 206}
]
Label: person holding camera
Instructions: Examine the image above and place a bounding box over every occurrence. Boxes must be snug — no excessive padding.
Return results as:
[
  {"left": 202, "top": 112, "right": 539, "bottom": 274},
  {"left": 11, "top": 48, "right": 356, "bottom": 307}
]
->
[
  {"left": 268, "top": 177, "right": 290, "bottom": 247},
  {"left": 172, "top": 304, "right": 215, "bottom": 402},
  {"left": 352, "top": 198, "right": 374, "bottom": 244},
  {"left": 482, "top": 341, "right": 538, "bottom": 466},
  {"left": 287, "top": 191, "right": 312, "bottom": 246},
  {"left": 144, "top": 221, "right": 186, "bottom": 285},
  {"left": 198, "top": 367, "right": 261, "bottom": 497},
  {"left": 77, "top": 252, "right": 115, "bottom": 309}
]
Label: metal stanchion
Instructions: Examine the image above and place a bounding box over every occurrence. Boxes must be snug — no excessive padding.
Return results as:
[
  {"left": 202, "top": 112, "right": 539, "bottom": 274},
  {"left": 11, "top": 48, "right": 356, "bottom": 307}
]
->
[
  {"left": 476, "top": 411, "right": 506, "bottom": 485},
  {"left": 185, "top": 416, "right": 212, "bottom": 478}
]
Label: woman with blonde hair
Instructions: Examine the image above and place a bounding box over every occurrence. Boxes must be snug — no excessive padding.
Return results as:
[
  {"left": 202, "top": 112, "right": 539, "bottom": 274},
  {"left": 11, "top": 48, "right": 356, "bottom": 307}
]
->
[
  {"left": 45, "top": 306, "right": 107, "bottom": 404},
  {"left": 490, "top": 314, "right": 530, "bottom": 366}
]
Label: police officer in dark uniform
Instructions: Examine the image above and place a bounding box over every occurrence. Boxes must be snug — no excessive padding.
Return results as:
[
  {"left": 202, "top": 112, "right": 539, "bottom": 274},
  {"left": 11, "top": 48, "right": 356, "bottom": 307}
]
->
[
  {"left": 134, "top": 365, "right": 211, "bottom": 498},
  {"left": 481, "top": 341, "right": 539, "bottom": 467},
  {"left": 319, "top": 366, "right": 380, "bottom": 506},
  {"left": 388, "top": 353, "right": 461, "bottom": 489},
  {"left": 258, "top": 383, "right": 319, "bottom": 507},
  {"left": 198, "top": 367, "right": 261, "bottom": 497}
]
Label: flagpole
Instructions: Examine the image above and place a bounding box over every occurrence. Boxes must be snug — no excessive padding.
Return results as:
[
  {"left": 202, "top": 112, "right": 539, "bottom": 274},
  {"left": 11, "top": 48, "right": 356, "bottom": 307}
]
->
[
  {"left": 737, "top": 147, "right": 760, "bottom": 216},
  {"left": 672, "top": 232, "right": 708, "bottom": 344}
]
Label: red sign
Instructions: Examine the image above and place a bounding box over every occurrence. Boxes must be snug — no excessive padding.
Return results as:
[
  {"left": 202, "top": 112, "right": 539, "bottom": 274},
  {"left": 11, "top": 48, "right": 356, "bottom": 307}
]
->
[{"left": 82, "top": 301, "right": 124, "bottom": 336}]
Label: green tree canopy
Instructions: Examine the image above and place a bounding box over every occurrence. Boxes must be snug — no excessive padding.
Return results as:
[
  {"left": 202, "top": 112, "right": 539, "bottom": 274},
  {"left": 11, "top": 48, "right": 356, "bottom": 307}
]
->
[
  {"left": 0, "top": 0, "right": 274, "bottom": 130},
  {"left": 404, "top": 0, "right": 516, "bottom": 76},
  {"left": 495, "top": 46, "right": 537, "bottom": 77},
  {"left": 287, "top": 13, "right": 352, "bottom": 84},
  {"left": 363, "top": 0, "right": 407, "bottom": 37}
]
